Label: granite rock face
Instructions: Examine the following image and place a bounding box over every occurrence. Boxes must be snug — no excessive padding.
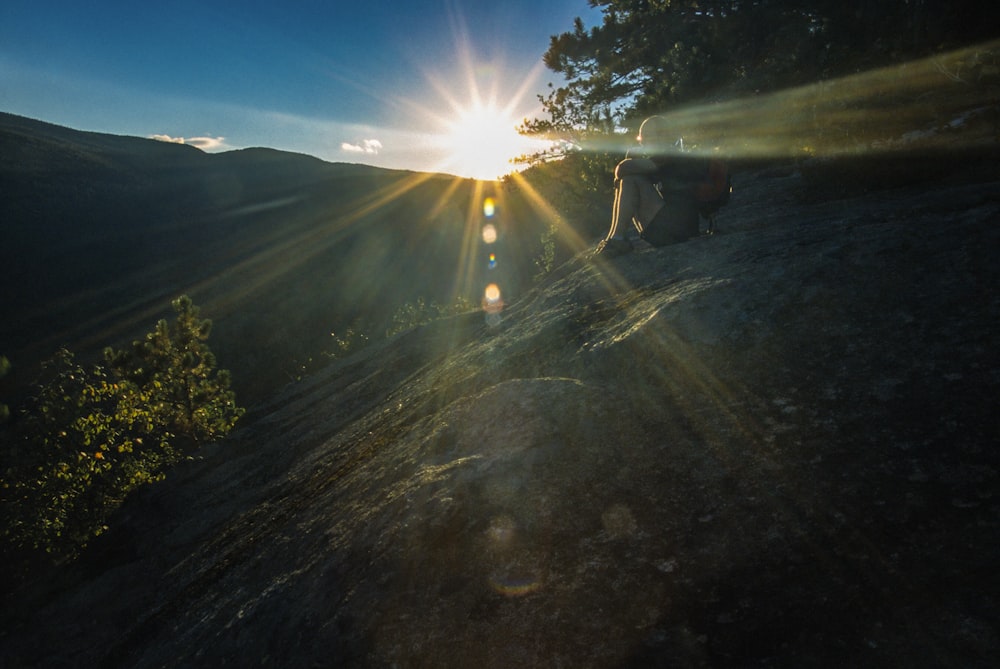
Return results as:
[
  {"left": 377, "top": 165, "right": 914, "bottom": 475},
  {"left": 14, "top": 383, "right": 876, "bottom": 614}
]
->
[{"left": 3, "top": 161, "right": 999, "bottom": 667}]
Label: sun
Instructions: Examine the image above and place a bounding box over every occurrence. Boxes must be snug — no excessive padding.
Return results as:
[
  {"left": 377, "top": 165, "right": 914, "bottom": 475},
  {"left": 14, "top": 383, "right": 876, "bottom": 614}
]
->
[
  {"left": 412, "top": 39, "right": 553, "bottom": 180},
  {"left": 443, "top": 102, "right": 541, "bottom": 181}
]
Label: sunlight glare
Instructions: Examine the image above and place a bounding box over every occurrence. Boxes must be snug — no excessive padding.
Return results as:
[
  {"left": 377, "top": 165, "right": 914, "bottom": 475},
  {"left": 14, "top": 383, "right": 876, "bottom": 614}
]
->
[
  {"left": 482, "top": 223, "right": 497, "bottom": 244},
  {"left": 482, "top": 282, "right": 504, "bottom": 327},
  {"left": 445, "top": 103, "right": 528, "bottom": 180},
  {"left": 582, "top": 39, "right": 1000, "bottom": 161}
]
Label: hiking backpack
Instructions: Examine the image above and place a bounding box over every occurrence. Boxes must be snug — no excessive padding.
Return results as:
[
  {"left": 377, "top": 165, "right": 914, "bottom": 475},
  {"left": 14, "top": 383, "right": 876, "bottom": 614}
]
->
[
  {"left": 694, "top": 158, "right": 732, "bottom": 234},
  {"left": 645, "top": 148, "right": 733, "bottom": 242}
]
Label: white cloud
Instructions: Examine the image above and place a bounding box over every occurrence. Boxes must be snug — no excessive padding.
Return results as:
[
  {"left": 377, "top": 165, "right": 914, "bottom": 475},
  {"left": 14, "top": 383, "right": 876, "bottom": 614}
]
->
[
  {"left": 186, "top": 136, "right": 227, "bottom": 150},
  {"left": 340, "top": 138, "right": 383, "bottom": 154},
  {"left": 151, "top": 134, "right": 186, "bottom": 144},
  {"left": 150, "top": 134, "right": 227, "bottom": 151}
]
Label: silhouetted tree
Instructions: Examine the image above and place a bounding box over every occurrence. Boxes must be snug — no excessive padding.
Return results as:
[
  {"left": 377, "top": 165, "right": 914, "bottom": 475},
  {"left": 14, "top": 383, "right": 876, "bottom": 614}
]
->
[{"left": 524, "top": 0, "right": 1000, "bottom": 148}]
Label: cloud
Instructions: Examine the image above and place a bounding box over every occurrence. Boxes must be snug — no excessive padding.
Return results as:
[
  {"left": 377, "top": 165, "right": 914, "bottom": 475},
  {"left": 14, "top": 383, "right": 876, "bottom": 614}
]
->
[
  {"left": 186, "top": 136, "right": 227, "bottom": 150},
  {"left": 150, "top": 134, "right": 227, "bottom": 151},
  {"left": 151, "top": 134, "right": 185, "bottom": 144},
  {"left": 340, "top": 138, "right": 383, "bottom": 154}
]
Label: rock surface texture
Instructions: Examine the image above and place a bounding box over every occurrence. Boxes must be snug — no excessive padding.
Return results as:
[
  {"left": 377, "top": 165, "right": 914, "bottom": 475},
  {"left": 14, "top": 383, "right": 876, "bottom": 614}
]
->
[{"left": 3, "top": 160, "right": 999, "bottom": 667}]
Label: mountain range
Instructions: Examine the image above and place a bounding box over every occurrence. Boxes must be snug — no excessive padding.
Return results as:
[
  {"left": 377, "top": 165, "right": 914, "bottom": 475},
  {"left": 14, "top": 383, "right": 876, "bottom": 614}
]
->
[{"left": 0, "top": 112, "right": 558, "bottom": 407}]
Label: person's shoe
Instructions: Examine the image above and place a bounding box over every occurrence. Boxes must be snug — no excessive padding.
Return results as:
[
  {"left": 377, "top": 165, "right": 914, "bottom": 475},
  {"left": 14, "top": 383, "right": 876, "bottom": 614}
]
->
[{"left": 593, "top": 238, "right": 633, "bottom": 258}]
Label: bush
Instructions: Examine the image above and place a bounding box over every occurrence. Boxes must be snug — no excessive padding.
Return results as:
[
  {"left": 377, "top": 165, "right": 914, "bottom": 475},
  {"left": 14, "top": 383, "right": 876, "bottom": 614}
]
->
[
  {"left": 104, "top": 295, "right": 243, "bottom": 446},
  {"left": 385, "top": 296, "right": 476, "bottom": 338},
  {"left": 0, "top": 296, "right": 243, "bottom": 564}
]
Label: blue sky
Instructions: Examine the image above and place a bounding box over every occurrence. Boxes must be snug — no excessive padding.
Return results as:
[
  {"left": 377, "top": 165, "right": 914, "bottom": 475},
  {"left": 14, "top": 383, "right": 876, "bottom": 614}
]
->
[{"left": 0, "top": 0, "right": 599, "bottom": 178}]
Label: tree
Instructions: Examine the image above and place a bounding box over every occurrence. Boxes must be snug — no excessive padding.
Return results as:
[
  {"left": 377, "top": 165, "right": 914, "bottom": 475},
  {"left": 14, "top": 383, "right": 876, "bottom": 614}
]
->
[
  {"left": 1, "top": 296, "right": 243, "bottom": 564},
  {"left": 523, "top": 1, "right": 736, "bottom": 150},
  {"left": 524, "top": 0, "right": 1000, "bottom": 154},
  {"left": 105, "top": 295, "right": 243, "bottom": 447},
  {"left": 516, "top": 1, "right": 749, "bottom": 225}
]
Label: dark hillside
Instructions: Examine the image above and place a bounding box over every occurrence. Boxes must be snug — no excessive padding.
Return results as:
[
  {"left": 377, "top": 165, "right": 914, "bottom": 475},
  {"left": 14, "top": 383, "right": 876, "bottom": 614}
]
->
[
  {"left": 0, "top": 113, "right": 550, "bottom": 405},
  {"left": 1, "top": 152, "right": 997, "bottom": 667}
]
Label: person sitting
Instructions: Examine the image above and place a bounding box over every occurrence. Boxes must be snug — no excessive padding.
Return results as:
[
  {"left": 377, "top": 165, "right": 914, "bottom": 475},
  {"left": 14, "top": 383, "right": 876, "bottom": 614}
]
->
[{"left": 594, "top": 115, "right": 705, "bottom": 256}]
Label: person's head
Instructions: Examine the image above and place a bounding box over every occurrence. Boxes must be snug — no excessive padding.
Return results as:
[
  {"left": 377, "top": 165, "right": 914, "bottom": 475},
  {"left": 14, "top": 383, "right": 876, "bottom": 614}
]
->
[{"left": 637, "top": 115, "right": 671, "bottom": 148}]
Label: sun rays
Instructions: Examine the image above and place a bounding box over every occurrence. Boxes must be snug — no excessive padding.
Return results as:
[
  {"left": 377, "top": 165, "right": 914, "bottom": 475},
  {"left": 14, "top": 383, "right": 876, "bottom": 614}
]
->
[
  {"left": 575, "top": 39, "right": 1000, "bottom": 160},
  {"left": 155, "top": 29, "right": 998, "bottom": 392},
  {"left": 441, "top": 101, "right": 535, "bottom": 180}
]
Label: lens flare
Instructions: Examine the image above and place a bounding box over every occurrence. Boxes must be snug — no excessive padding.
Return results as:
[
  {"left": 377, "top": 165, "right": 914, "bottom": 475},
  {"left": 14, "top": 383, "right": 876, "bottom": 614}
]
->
[
  {"left": 488, "top": 573, "right": 543, "bottom": 597},
  {"left": 483, "top": 197, "right": 496, "bottom": 217},
  {"left": 488, "top": 253, "right": 497, "bottom": 269},
  {"left": 482, "top": 282, "right": 504, "bottom": 326},
  {"left": 487, "top": 514, "right": 516, "bottom": 545},
  {"left": 482, "top": 223, "right": 498, "bottom": 244},
  {"left": 483, "top": 515, "right": 543, "bottom": 595}
]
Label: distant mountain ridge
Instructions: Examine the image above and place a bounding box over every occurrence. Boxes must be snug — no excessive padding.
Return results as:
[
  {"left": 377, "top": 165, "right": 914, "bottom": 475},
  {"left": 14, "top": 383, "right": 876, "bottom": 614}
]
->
[{"left": 0, "top": 113, "right": 548, "bottom": 406}]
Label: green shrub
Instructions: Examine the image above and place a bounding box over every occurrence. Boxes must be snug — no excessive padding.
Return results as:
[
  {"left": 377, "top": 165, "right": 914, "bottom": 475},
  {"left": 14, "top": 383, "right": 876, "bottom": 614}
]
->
[
  {"left": 534, "top": 223, "right": 558, "bottom": 280},
  {"left": 385, "top": 296, "right": 476, "bottom": 339},
  {"left": 1, "top": 296, "right": 243, "bottom": 563},
  {"left": 104, "top": 295, "right": 243, "bottom": 446}
]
